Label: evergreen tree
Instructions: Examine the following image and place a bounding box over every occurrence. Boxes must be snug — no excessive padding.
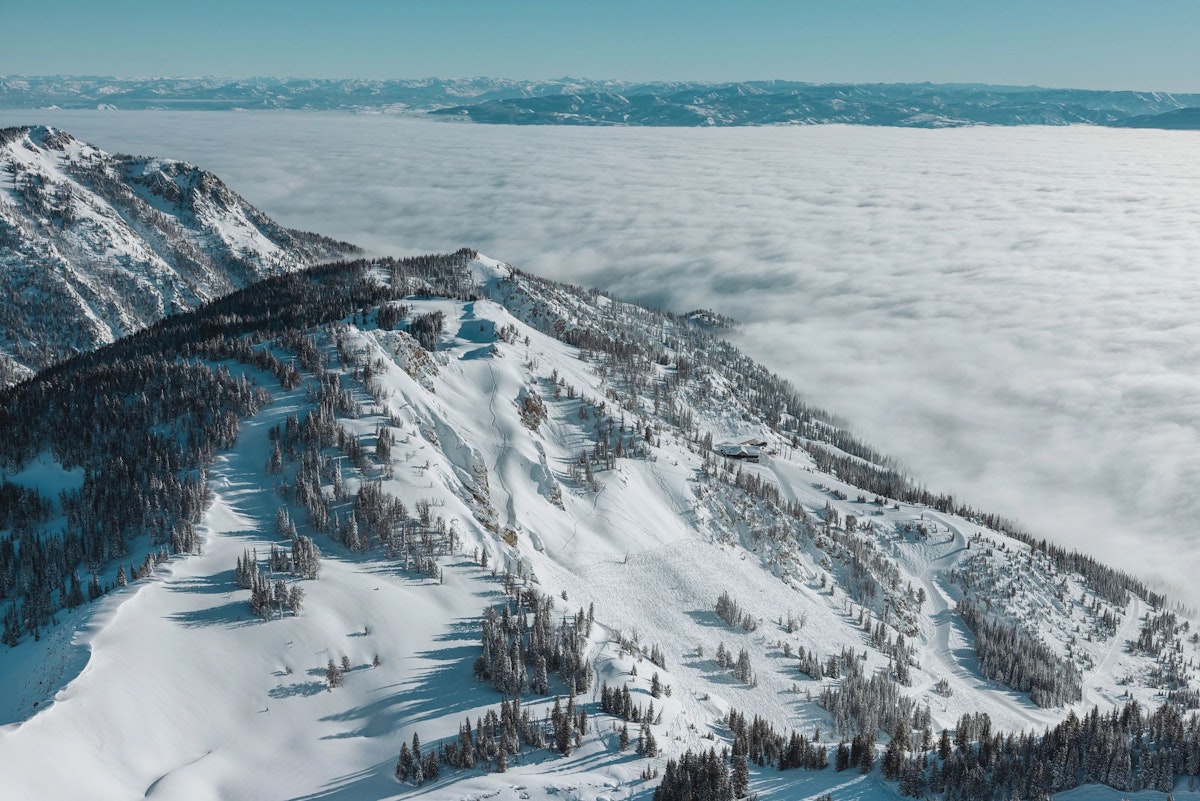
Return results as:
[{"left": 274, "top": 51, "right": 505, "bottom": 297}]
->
[
  {"left": 395, "top": 742, "right": 412, "bottom": 781},
  {"left": 325, "top": 657, "right": 343, "bottom": 688},
  {"left": 731, "top": 737, "right": 750, "bottom": 798}
]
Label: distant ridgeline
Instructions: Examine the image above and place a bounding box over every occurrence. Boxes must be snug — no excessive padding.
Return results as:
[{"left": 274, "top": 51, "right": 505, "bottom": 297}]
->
[{"left": 2, "top": 76, "right": 1200, "bottom": 128}]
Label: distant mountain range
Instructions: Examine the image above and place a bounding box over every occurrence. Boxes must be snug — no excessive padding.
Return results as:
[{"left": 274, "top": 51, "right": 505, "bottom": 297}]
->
[
  {"left": 0, "top": 125, "right": 358, "bottom": 382},
  {"left": 3, "top": 76, "right": 1200, "bottom": 128}
]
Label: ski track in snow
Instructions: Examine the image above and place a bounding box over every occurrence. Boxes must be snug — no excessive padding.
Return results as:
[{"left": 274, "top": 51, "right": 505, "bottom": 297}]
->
[
  {"left": 1084, "top": 593, "right": 1142, "bottom": 710},
  {"left": 916, "top": 513, "right": 1049, "bottom": 730}
]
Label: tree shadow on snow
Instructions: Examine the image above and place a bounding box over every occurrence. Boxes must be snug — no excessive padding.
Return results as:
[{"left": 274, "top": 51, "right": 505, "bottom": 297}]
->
[
  {"left": 289, "top": 759, "right": 396, "bottom": 801},
  {"left": 318, "top": 640, "right": 487, "bottom": 740},
  {"left": 166, "top": 599, "right": 258, "bottom": 629},
  {"left": 163, "top": 570, "right": 237, "bottom": 595},
  {"left": 459, "top": 345, "right": 494, "bottom": 361},
  {"left": 685, "top": 609, "right": 731, "bottom": 629},
  {"left": 432, "top": 618, "right": 479, "bottom": 642},
  {"left": 360, "top": 563, "right": 443, "bottom": 585},
  {"left": 269, "top": 680, "right": 327, "bottom": 699},
  {"left": 680, "top": 655, "right": 749, "bottom": 687}
]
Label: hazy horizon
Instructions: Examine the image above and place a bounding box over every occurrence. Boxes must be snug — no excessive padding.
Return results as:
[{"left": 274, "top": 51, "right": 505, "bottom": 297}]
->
[{"left": 6, "top": 1, "right": 1200, "bottom": 93}]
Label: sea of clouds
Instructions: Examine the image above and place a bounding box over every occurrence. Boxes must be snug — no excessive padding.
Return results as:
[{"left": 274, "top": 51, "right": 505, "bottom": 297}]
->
[{"left": 5, "top": 110, "right": 1199, "bottom": 604}]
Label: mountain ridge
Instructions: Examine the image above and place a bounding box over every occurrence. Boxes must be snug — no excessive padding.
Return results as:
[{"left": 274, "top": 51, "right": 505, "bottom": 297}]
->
[
  {"left": 0, "top": 247, "right": 1195, "bottom": 800},
  {"left": 4, "top": 76, "right": 1200, "bottom": 129}
]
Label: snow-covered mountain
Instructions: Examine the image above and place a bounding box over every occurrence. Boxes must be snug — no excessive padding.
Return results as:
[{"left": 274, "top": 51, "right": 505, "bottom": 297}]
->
[
  {"left": 0, "top": 125, "right": 358, "bottom": 381},
  {"left": 0, "top": 249, "right": 1195, "bottom": 801},
  {"left": 430, "top": 83, "right": 1200, "bottom": 127},
  {"left": 4, "top": 76, "right": 1200, "bottom": 128},
  {"left": 0, "top": 75, "right": 677, "bottom": 112}
]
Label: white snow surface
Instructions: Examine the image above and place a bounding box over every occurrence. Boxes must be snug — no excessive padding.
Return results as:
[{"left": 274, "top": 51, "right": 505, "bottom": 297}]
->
[{"left": 0, "top": 258, "right": 1192, "bottom": 800}]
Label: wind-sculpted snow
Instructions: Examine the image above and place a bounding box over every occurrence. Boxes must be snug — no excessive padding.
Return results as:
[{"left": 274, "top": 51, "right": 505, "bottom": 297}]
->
[{"left": 5, "top": 111, "right": 1197, "bottom": 606}]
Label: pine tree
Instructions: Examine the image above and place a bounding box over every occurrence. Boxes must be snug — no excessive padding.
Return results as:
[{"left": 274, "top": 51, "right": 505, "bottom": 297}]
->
[
  {"left": 938, "top": 728, "right": 952, "bottom": 761},
  {"left": 859, "top": 733, "right": 876, "bottom": 774},
  {"left": 552, "top": 696, "right": 572, "bottom": 756},
  {"left": 325, "top": 658, "right": 344, "bottom": 688},
  {"left": 641, "top": 722, "right": 658, "bottom": 757},
  {"left": 395, "top": 742, "right": 412, "bottom": 781},
  {"left": 731, "top": 737, "right": 750, "bottom": 797},
  {"left": 836, "top": 740, "right": 851, "bottom": 772}
]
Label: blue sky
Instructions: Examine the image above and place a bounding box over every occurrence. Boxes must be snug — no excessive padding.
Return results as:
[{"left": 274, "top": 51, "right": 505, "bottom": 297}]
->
[{"left": 4, "top": 0, "right": 1199, "bottom": 91}]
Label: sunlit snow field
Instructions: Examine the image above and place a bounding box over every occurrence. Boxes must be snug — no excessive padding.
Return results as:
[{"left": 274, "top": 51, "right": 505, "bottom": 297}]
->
[{"left": 3, "top": 109, "right": 1198, "bottom": 603}]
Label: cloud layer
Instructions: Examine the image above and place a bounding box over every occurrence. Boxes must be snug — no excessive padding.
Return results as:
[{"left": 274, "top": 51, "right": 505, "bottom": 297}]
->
[{"left": 8, "top": 110, "right": 1200, "bottom": 604}]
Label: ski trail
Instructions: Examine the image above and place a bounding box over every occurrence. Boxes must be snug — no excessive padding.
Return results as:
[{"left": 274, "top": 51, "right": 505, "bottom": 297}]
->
[
  {"left": 486, "top": 359, "right": 517, "bottom": 532},
  {"left": 918, "top": 514, "right": 1044, "bottom": 728},
  {"left": 1083, "top": 594, "right": 1142, "bottom": 708},
  {"left": 764, "top": 455, "right": 799, "bottom": 506}
]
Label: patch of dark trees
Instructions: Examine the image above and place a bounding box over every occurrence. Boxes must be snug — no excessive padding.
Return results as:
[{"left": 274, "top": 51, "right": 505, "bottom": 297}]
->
[
  {"left": 887, "top": 701, "right": 1200, "bottom": 799},
  {"left": 473, "top": 585, "right": 593, "bottom": 697},
  {"left": 0, "top": 251, "right": 476, "bottom": 646},
  {"left": 958, "top": 601, "right": 1082, "bottom": 708}
]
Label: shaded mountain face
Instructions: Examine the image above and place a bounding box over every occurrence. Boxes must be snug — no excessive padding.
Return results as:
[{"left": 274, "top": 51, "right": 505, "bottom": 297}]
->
[
  {"left": 0, "top": 125, "right": 359, "bottom": 382},
  {"left": 1114, "top": 106, "right": 1200, "bottom": 129}
]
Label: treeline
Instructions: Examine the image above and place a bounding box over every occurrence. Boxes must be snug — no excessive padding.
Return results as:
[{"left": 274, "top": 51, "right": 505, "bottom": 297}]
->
[
  {"left": 891, "top": 701, "right": 1200, "bottom": 799},
  {"left": 715, "top": 589, "right": 758, "bottom": 631},
  {"left": 818, "top": 652, "right": 931, "bottom": 737},
  {"left": 653, "top": 709, "right": 830, "bottom": 801},
  {"left": 0, "top": 356, "right": 262, "bottom": 642},
  {"left": 807, "top": 444, "right": 1160, "bottom": 610},
  {"left": 654, "top": 749, "right": 737, "bottom": 801},
  {"left": 959, "top": 602, "right": 1082, "bottom": 708},
  {"left": 396, "top": 691, "right": 598, "bottom": 787},
  {"left": 0, "top": 251, "right": 477, "bottom": 646},
  {"left": 727, "top": 708, "right": 828, "bottom": 772},
  {"left": 233, "top": 522, "right": 320, "bottom": 621},
  {"left": 599, "top": 680, "right": 663, "bottom": 724}
]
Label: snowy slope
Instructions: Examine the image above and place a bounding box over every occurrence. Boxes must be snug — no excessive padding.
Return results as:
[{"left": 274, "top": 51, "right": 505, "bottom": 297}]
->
[
  {"left": 0, "top": 125, "right": 358, "bottom": 381},
  {"left": 0, "top": 253, "right": 1196, "bottom": 800}
]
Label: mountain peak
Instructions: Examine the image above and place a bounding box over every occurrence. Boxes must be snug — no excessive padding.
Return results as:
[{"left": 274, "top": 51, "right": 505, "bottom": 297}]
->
[{"left": 0, "top": 127, "right": 360, "bottom": 381}]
